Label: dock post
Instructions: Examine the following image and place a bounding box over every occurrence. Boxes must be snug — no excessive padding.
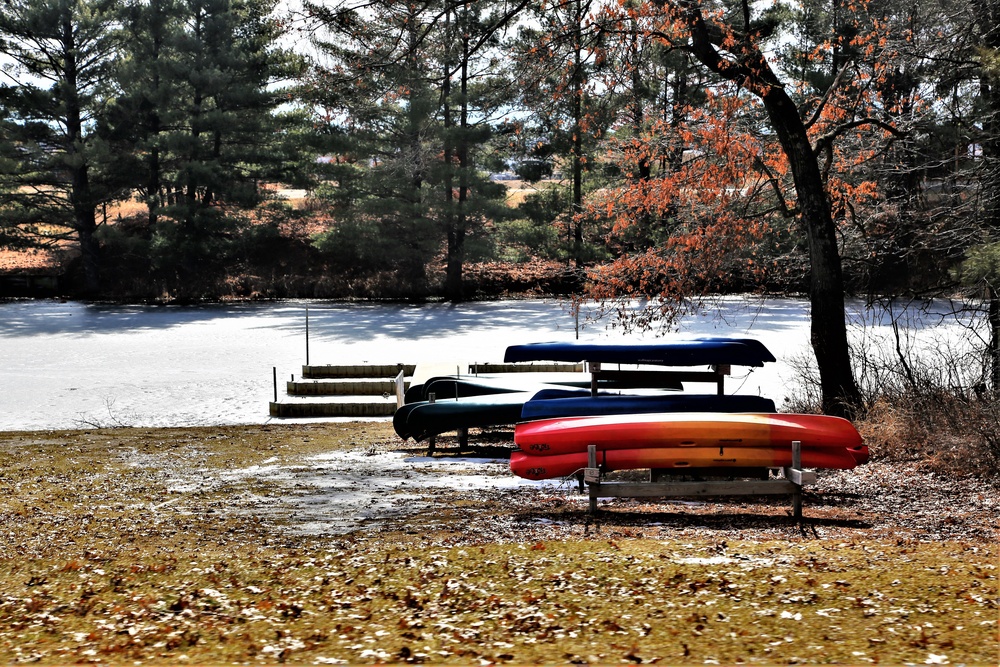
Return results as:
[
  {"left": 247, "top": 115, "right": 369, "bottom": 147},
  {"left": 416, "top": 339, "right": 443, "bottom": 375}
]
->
[
  {"left": 427, "top": 393, "right": 436, "bottom": 456},
  {"left": 395, "top": 369, "right": 406, "bottom": 408},
  {"left": 273, "top": 367, "right": 278, "bottom": 403}
]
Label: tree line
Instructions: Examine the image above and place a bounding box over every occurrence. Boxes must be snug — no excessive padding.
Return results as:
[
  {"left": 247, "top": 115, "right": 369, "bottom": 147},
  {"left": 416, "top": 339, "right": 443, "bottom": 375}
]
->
[{"left": 1, "top": 0, "right": 999, "bottom": 415}]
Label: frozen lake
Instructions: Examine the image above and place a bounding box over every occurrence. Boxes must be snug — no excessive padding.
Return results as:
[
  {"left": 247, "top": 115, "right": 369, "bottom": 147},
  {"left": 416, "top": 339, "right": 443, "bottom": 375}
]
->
[{"left": 0, "top": 296, "right": 980, "bottom": 431}]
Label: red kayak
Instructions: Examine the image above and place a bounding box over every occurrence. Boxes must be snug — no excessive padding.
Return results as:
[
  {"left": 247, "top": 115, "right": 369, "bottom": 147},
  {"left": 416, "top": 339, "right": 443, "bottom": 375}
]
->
[
  {"left": 511, "top": 443, "right": 868, "bottom": 480},
  {"left": 514, "top": 412, "right": 863, "bottom": 456}
]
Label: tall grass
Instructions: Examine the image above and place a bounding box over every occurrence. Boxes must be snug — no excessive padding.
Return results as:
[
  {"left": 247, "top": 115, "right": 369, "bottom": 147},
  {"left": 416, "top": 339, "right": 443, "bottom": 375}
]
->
[{"left": 786, "top": 299, "right": 1000, "bottom": 475}]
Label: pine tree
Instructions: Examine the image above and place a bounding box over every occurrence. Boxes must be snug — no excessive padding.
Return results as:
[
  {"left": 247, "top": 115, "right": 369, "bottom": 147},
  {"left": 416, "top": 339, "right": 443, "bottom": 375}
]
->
[
  {"left": 109, "top": 0, "right": 187, "bottom": 229},
  {"left": 0, "top": 0, "right": 125, "bottom": 294},
  {"left": 129, "top": 0, "right": 301, "bottom": 290},
  {"left": 305, "top": 0, "right": 442, "bottom": 293},
  {"left": 306, "top": 0, "right": 517, "bottom": 298},
  {"left": 438, "top": 0, "right": 523, "bottom": 299}
]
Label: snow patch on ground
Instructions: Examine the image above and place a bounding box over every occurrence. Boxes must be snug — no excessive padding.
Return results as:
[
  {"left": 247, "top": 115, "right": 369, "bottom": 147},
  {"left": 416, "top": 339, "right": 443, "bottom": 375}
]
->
[{"left": 150, "top": 446, "right": 569, "bottom": 536}]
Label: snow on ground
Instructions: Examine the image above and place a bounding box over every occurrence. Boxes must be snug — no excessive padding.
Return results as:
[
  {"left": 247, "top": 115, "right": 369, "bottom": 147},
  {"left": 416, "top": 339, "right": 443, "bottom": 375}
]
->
[{"left": 151, "top": 444, "right": 572, "bottom": 536}]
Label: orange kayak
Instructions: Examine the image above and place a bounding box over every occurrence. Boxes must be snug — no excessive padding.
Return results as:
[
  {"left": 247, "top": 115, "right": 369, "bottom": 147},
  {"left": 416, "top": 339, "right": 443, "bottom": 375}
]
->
[
  {"left": 510, "top": 443, "right": 866, "bottom": 480},
  {"left": 515, "top": 412, "right": 862, "bottom": 456}
]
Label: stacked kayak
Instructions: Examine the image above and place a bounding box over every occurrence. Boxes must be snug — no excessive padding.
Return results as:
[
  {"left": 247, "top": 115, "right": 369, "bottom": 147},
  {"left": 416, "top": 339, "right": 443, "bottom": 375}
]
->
[
  {"left": 404, "top": 373, "right": 681, "bottom": 404},
  {"left": 504, "top": 339, "right": 776, "bottom": 366},
  {"left": 510, "top": 412, "right": 869, "bottom": 480},
  {"left": 394, "top": 337, "right": 868, "bottom": 480},
  {"left": 394, "top": 337, "right": 781, "bottom": 442},
  {"left": 395, "top": 390, "right": 776, "bottom": 442},
  {"left": 520, "top": 391, "right": 776, "bottom": 421},
  {"left": 394, "top": 389, "right": 586, "bottom": 442}
]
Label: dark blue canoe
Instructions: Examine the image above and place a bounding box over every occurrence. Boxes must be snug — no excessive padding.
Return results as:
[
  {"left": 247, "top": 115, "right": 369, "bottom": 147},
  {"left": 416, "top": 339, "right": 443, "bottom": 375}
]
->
[
  {"left": 405, "top": 373, "right": 681, "bottom": 403},
  {"left": 520, "top": 392, "right": 777, "bottom": 421},
  {"left": 504, "top": 338, "right": 776, "bottom": 367},
  {"left": 395, "top": 389, "right": 590, "bottom": 441}
]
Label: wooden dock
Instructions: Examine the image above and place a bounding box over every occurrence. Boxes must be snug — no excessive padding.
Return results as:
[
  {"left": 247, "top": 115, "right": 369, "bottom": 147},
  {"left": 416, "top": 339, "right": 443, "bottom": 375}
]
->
[
  {"left": 269, "top": 361, "right": 584, "bottom": 419},
  {"left": 269, "top": 363, "right": 413, "bottom": 418}
]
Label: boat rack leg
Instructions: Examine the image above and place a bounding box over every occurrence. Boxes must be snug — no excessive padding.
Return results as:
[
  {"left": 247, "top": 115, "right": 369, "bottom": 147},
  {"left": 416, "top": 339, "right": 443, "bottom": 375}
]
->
[
  {"left": 586, "top": 445, "right": 599, "bottom": 514},
  {"left": 583, "top": 441, "right": 815, "bottom": 524}
]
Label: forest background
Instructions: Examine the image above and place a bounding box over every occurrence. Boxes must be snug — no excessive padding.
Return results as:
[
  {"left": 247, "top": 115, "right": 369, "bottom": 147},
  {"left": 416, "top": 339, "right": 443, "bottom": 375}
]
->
[
  {"left": 2, "top": 0, "right": 1000, "bottom": 420},
  {"left": 1, "top": 0, "right": 997, "bottom": 305}
]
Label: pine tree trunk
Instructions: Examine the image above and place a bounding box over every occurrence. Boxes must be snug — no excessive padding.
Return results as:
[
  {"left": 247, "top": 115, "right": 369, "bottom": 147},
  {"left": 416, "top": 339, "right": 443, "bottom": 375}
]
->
[
  {"left": 62, "top": 12, "right": 100, "bottom": 295},
  {"left": 571, "top": 0, "right": 584, "bottom": 267},
  {"left": 450, "top": 20, "right": 471, "bottom": 301}
]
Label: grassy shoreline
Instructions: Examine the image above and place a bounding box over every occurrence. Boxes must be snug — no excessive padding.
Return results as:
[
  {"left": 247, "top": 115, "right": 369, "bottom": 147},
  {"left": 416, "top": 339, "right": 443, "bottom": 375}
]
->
[{"left": 0, "top": 422, "right": 997, "bottom": 664}]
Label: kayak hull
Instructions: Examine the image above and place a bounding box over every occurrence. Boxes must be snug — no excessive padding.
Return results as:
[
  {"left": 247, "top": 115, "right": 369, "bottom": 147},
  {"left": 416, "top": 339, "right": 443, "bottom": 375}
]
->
[
  {"left": 520, "top": 393, "right": 777, "bottom": 421},
  {"left": 514, "top": 412, "right": 863, "bottom": 456},
  {"left": 393, "top": 392, "right": 535, "bottom": 440},
  {"left": 394, "top": 391, "right": 581, "bottom": 441},
  {"left": 504, "top": 338, "right": 776, "bottom": 367},
  {"left": 406, "top": 375, "right": 681, "bottom": 403},
  {"left": 510, "top": 444, "right": 865, "bottom": 480}
]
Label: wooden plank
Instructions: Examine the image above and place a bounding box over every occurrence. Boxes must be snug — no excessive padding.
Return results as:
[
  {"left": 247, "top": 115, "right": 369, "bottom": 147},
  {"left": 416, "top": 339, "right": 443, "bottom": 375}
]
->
[
  {"left": 591, "top": 368, "right": 726, "bottom": 395},
  {"left": 268, "top": 401, "right": 396, "bottom": 417},
  {"left": 591, "top": 369, "right": 724, "bottom": 385},
  {"left": 783, "top": 468, "right": 816, "bottom": 486},
  {"left": 287, "top": 380, "right": 406, "bottom": 396},
  {"left": 470, "top": 362, "right": 584, "bottom": 374},
  {"left": 588, "top": 479, "right": 798, "bottom": 498},
  {"left": 651, "top": 467, "right": 771, "bottom": 481},
  {"left": 302, "top": 364, "right": 415, "bottom": 379},
  {"left": 395, "top": 370, "right": 406, "bottom": 408}
]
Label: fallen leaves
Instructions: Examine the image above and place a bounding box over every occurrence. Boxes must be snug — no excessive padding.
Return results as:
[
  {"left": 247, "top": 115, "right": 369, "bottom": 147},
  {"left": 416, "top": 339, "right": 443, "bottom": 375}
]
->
[
  {"left": 0, "top": 423, "right": 997, "bottom": 664},
  {"left": 6, "top": 538, "right": 994, "bottom": 664}
]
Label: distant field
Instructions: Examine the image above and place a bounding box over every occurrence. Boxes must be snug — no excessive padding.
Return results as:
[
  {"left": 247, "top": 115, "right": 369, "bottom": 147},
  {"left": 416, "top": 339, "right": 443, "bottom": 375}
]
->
[{"left": 0, "top": 180, "right": 563, "bottom": 274}]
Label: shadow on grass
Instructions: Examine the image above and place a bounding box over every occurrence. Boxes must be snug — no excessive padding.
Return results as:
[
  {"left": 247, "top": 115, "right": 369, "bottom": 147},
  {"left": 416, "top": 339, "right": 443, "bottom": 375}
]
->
[{"left": 520, "top": 507, "right": 873, "bottom": 533}]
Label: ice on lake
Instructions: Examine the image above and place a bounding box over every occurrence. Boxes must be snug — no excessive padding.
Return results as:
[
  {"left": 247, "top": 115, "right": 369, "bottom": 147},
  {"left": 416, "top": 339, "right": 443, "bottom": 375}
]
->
[{"left": 0, "top": 296, "right": 979, "bottom": 431}]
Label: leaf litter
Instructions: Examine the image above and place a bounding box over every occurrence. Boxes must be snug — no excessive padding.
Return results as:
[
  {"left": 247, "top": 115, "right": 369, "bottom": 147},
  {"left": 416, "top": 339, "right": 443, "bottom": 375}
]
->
[{"left": 0, "top": 422, "right": 997, "bottom": 664}]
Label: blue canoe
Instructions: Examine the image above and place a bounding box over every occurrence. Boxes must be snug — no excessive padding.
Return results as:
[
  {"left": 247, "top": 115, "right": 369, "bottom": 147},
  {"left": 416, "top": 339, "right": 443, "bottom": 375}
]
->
[
  {"left": 520, "top": 391, "right": 777, "bottom": 421},
  {"left": 504, "top": 338, "right": 776, "bottom": 367}
]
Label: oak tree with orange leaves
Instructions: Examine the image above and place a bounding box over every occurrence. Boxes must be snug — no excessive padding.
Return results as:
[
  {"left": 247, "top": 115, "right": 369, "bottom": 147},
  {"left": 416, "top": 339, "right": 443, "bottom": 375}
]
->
[{"left": 587, "top": 0, "right": 921, "bottom": 417}]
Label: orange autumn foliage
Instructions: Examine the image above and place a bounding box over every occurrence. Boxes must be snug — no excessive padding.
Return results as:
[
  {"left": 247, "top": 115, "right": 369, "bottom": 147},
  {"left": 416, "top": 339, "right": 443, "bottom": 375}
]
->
[{"left": 581, "top": 0, "right": 907, "bottom": 322}]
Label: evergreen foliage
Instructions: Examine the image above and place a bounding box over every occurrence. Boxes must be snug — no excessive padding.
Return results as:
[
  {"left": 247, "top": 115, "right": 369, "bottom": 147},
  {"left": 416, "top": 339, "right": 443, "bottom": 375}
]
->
[
  {"left": 1, "top": 0, "right": 1000, "bottom": 399},
  {"left": 0, "top": 0, "right": 125, "bottom": 294}
]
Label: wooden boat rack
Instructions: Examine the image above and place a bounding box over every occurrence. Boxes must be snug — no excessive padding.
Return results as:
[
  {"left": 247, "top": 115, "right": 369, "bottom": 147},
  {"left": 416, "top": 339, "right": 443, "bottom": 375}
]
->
[
  {"left": 588, "top": 361, "right": 731, "bottom": 395},
  {"left": 579, "top": 441, "right": 816, "bottom": 521}
]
